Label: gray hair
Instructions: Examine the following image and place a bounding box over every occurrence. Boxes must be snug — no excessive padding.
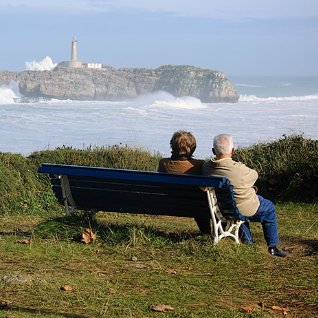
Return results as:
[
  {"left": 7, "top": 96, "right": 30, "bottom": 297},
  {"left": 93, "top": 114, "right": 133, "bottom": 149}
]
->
[{"left": 213, "top": 134, "right": 234, "bottom": 155}]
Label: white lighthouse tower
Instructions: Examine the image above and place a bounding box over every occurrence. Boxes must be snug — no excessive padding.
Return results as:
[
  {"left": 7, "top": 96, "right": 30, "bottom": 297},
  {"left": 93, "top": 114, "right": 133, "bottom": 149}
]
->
[
  {"left": 68, "top": 37, "right": 83, "bottom": 68},
  {"left": 71, "top": 37, "right": 77, "bottom": 61}
]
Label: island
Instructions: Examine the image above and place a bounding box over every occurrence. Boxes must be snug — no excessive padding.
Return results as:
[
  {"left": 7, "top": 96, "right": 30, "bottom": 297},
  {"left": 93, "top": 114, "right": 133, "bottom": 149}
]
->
[{"left": 0, "top": 39, "right": 239, "bottom": 103}]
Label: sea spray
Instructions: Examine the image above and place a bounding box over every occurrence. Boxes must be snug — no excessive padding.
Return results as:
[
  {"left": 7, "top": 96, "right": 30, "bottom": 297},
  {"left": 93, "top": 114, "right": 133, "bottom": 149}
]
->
[
  {"left": 25, "top": 56, "right": 57, "bottom": 71},
  {"left": 0, "top": 81, "right": 20, "bottom": 104}
]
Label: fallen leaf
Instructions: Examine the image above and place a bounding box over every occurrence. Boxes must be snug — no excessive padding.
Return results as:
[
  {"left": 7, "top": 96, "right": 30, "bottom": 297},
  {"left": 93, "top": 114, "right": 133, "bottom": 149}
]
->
[
  {"left": 81, "top": 228, "right": 97, "bottom": 244},
  {"left": 60, "top": 285, "right": 73, "bottom": 292},
  {"left": 241, "top": 306, "right": 253, "bottom": 313},
  {"left": 17, "top": 239, "right": 31, "bottom": 244},
  {"left": 166, "top": 269, "right": 177, "bottom": 275},
  {"left": 272, "top": 305, "right": 290, "bottom": 314},
  {"left": 151, "top": 304, "right": 175, "bottom": 312}
]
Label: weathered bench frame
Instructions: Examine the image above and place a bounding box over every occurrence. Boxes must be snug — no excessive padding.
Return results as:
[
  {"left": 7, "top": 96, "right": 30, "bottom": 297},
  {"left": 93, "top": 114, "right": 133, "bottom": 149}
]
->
[{"left": 38, "top": 163, "right": 246, "bottom": 245}]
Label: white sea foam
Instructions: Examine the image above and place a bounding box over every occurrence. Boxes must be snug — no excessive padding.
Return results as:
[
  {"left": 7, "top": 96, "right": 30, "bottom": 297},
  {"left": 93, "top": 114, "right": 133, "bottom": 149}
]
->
[
  {"left": 124, "top": 91, "right": 207, "bottom": 111},
  {"left": 147, "top": 92, "right": 206, "bottom": 109},
  {"left": 239, "top": 94, "right": 318, "bottom": 102},
  {"left": 25, "top": 56, "right": 57, "bottom": 71},
  {"left": 0, "top": 81, "right": 20, "bottom": 104},
  {"left": 1, "top": 97, "right": 317, "bottom": 157}
]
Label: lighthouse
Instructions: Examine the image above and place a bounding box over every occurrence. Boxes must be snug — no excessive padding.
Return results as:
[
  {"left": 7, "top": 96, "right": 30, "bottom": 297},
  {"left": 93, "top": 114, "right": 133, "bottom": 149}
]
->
[
  {"left": 71, "top": 37, "right": 77, "bottom": 61},
  {"left": 64, "top": 37, "right": 102, "bottom": 69},
  {"left": 68, "top": 37, "right": 83, "bottom": 68}
]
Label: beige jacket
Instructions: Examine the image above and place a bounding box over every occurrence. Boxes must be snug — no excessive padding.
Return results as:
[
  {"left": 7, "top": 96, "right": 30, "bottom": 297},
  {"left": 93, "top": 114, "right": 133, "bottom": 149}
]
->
[{"left": 202, "top": 158, "right": 260, "bottom": 217}]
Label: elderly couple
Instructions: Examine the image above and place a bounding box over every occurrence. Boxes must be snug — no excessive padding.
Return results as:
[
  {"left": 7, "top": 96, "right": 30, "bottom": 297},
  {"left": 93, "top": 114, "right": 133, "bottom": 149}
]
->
[{"left": 158, "top": 131, "right": 286, "bottom": 257}]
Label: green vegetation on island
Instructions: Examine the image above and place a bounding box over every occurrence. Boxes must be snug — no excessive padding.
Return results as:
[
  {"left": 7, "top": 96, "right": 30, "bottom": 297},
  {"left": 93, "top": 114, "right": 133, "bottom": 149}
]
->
[{"left": 0, "top": 135, "right": 317, "bottom": 317}]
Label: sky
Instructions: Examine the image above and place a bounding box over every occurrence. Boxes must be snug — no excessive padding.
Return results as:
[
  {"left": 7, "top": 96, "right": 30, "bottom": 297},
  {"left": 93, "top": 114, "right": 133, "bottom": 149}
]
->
[{"left": 0, "top": 0, "right": 318, "bottom": 76}]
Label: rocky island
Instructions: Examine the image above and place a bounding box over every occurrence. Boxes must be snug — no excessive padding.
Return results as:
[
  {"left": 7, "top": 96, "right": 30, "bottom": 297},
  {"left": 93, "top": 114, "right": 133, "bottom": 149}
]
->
[
  {"left": 0, "top": 39, "right": 239, "bottom": 103},
  {"left": 0, "top": 64, "right": 239, "bottom": 103}
]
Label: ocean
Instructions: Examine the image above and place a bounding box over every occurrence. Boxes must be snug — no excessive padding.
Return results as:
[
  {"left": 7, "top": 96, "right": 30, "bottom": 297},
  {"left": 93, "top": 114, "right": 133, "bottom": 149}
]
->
[{"left": 0, "top": 75, "right": 317, "bottom": 158}]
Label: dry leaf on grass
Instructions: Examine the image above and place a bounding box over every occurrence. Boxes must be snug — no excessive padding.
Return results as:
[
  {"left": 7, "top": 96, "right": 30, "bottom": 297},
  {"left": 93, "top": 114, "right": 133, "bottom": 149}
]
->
[
  {"left": 108, "top": 288, "right": 116, "bottom": 294},
  {"left": 151, "top": 304, "right": 175, "bottom": 312},
  {"left": 240, "top": 306, "right": 254, "bottom": 313},
  {"left": 81, "top": 228, "right": 96, "bottom": 244},
  {"left": 166, "top": 269, "right": 177, "bottom": 275},
  {"left": 272, "top": 305, "right": 290, "bottom": 315},
  {"left": 17, "top": 239, "right": 31, "bottom": 244},
  {"left": 60, "top": 285, "right": 73, "bottom": 292}
]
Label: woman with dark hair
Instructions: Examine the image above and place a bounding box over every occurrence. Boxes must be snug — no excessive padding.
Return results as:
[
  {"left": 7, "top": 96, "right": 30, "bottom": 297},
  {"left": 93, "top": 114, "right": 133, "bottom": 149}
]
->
[{"left": 158, "top": 130, "right": 210, "bottom": 234}]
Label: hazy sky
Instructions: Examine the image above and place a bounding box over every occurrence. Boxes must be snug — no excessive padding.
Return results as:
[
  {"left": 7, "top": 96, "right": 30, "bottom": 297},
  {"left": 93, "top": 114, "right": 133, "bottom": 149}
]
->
[{"left": 1, "top": 0, "right": 318, "bottom": 76}]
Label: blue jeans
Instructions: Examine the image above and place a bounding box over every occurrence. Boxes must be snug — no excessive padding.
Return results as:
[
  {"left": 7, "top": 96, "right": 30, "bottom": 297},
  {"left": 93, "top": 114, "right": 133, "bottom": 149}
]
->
[{"left": 239, "top": 195, "right": 279, "bottom": 247}]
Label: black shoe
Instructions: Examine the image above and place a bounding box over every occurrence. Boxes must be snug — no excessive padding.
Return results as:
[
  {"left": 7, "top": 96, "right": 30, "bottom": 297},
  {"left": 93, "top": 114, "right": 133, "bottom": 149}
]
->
[{"left": 268, "top": 246, "right": 286, "bottom": 257}]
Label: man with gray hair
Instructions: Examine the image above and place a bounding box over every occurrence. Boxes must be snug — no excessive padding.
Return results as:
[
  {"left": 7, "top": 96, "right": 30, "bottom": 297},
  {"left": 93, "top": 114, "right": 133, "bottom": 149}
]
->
[{"left": 203, "top": 134, "right": 286, "bottom": 257}]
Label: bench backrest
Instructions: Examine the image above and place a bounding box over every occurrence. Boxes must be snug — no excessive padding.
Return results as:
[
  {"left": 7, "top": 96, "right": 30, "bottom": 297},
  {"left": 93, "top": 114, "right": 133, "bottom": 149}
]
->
[{"left": 38, "top": 163, "right": 242, "bottom": 220}]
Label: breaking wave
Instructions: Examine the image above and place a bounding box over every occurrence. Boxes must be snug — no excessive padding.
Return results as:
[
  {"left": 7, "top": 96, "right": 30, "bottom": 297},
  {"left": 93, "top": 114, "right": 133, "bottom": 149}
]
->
[
  {"left": 0, "top": 81, "right": 21, "bottom": 104},
  {"left": 239, "top": 94, "right": 318, "bottom": 102},
  {"left": 128, "top": 91, "right": 207, "bottom": 110}
]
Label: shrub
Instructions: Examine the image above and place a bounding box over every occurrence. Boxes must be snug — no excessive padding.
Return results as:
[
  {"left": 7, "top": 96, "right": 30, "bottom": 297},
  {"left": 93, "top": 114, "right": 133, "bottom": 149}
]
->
[
  {"left": 233, "top": 135, "right": 318, "bottom": 202},
  {"left": 29, "top": 144, "right": 161, "bottom": 171},
  {"left": 1, "top": 136, "right": 317, "bottom": 217}
]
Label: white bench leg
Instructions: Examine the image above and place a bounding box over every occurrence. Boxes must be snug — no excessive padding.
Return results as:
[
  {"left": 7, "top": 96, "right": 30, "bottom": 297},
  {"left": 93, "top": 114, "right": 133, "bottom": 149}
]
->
[{"left": 203, "top": 188, "right": 244, "bottom": 245}]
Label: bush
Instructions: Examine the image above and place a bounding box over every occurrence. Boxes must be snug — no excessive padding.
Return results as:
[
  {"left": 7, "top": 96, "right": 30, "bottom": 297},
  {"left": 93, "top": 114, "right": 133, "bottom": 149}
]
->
[
  {"left": 1, "top": 136, "right": 317, "bottom": 216},
  {"left": 29, "top": 144, "right": 161, "bottom": 171},
  {"left": 233, "top": 135, "right": 318, "bottom": 202}
]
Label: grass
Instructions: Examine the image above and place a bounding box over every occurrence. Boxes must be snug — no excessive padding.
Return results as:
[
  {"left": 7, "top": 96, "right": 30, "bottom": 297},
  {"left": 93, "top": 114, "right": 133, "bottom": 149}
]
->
[
  {"left": 0, "top": 135, "right": 317, "bottom": 317},
  {"left": 0, "top": 206, "right": 317, "bottom": 318}
]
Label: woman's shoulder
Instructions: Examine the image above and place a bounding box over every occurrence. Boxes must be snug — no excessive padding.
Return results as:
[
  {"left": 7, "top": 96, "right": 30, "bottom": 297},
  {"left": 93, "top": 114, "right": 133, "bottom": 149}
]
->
[
  {"left": 189, "top": 158, "right": 205, "bottom": 165},
  {"left": 158, "top": 157, "right": 204, "bottom": 174}
]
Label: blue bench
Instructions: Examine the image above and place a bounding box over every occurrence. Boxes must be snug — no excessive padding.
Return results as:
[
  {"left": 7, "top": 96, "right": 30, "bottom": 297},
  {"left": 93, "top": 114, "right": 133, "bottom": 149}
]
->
[{"left": 38, "top": 163, "right": 246, "bottom": 245}]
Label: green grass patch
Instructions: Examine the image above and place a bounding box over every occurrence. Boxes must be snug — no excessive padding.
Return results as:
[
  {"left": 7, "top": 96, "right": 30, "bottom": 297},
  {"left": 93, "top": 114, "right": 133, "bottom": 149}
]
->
[{"left": 0, "top": 205, "right": 317, "bottom": 317}]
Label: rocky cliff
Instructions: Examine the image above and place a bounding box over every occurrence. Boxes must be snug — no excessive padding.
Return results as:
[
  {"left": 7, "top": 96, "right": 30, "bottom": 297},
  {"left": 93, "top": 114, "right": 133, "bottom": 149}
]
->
[{"left": 0, "top": 64, "right": 239, "bottom": 103}]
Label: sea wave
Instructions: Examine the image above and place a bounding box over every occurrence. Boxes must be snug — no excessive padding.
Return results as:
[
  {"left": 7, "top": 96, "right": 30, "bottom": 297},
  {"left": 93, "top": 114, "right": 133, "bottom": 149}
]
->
[
  {"left": 239, "top": 94, "right": 318, "bottom": 102},
  {"left": 128, "top": 91, "right": 207, "bottom": 110},
  {"left": 25, "top": 56, "right": 57, "bottom": 71},
  {"left": 0, "top": 81, "right": 20, "bottom": 104}
]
